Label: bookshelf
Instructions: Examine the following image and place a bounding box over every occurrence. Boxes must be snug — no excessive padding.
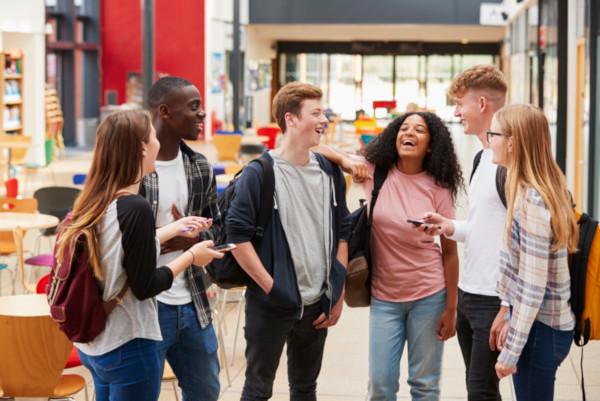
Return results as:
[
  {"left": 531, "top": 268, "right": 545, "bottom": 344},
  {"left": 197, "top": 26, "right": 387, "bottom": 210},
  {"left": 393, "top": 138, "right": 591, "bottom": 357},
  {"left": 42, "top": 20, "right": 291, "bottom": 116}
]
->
[{"left": 1, "top": 51, "right": 24, "bottom": 137}]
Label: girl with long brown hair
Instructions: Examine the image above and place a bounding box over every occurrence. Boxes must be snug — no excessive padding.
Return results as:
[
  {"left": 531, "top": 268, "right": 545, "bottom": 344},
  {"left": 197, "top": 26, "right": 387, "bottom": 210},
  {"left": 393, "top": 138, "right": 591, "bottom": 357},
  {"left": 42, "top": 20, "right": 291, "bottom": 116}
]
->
[
  {"left": 58, "top": 109, "right": 223, "bottom": 400},
  {"left": 487, "top": 104, "right": 577, "bottom": 401}
]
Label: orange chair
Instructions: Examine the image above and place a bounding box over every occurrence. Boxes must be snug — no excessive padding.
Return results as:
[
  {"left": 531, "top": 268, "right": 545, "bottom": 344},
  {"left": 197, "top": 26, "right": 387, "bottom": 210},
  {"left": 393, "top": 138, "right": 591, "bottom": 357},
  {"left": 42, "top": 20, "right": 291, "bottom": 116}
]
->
[
  {"left": 256, "top": 126, "right": 281, "bottom": 150},
  {"left": 35, "top": 274, "right": 90, "bottom": 400},
  {"left": 212, "top": 132, "right": 242, "bottom": 161},
  {"left": 0, "top": 313, "right": 86, "bottom": 399}
]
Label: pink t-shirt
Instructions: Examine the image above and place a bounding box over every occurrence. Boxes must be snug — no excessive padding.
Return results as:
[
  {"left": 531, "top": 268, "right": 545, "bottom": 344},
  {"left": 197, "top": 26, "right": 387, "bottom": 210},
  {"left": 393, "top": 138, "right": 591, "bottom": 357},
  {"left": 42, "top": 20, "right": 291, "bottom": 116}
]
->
[{"left": 351, "top": 155, "right": 455, "bottom": 302}]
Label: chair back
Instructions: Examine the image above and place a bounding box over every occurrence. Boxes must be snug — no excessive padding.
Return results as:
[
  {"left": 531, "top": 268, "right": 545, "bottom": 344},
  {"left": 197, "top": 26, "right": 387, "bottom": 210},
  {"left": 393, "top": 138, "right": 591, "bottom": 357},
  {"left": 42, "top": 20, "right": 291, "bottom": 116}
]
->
[
  {"left": 256, "top": 126, "right": 281, "bottom": 150},
  {"left": 360, "top": 134, "right": 377, "bottom": 147},
  {"left": 0, "top": 135, "right": 32, "bottom": 166},
  {"left": 0, "top": 197, "right": 38, "bottom": 213},
  {"left": 0, "top": 198, "right": 37, "bottom": 255},
  {"left": 213, "top": 132, "right": 242, "bottom": 161},
  {"left": 0, "top": 313, "right": 72, "bottom": 397},
  {"left": 33, "top": 186, "right": 81, "bottom": 235},
  {"left": 224, "top": 164, "right": 244, "bottom": 175},
  {"left": 37, "top": 273, "right": 51, "bottom": 294}
]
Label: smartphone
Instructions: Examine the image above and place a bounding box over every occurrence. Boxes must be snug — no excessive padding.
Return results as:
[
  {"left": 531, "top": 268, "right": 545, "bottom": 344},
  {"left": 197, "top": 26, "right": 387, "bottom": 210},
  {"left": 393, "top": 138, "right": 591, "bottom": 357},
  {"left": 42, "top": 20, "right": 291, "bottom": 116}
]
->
[
  {"left": 407, "top": 219, "right": 441, "bottom": 230},
  {"left": 211, "top": 243, "right": 237, "bottom": 252}
]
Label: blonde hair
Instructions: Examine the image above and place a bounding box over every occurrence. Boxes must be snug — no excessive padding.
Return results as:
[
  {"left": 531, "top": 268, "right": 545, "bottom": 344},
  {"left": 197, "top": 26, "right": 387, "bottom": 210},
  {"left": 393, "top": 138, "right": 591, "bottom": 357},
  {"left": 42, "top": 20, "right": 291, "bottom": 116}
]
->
[
  {"left": 495, "top": 104, "right": 578, "bottom": 253},
  {"left": 272, "top": 82, "right": 323, "bottom": 134},
  {"left": 55, "top": 109, "right": 153, "bottom": 279},
  {"left": 449, "top": 64, "right": 507, "bottom": 110}
]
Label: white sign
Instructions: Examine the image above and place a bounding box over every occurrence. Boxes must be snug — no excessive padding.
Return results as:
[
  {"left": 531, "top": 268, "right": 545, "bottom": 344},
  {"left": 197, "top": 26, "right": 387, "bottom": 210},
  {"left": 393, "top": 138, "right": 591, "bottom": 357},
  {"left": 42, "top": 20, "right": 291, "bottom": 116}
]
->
[{"left": 480, "top": 3, "right": 506, "bottom": 26}]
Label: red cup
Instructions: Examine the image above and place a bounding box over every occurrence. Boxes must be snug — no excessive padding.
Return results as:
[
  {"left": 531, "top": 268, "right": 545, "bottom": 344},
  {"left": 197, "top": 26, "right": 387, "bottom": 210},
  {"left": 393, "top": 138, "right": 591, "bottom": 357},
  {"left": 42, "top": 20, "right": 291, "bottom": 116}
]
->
[{"left": 5, "top": 178, "right": 18, "bottom": 198}]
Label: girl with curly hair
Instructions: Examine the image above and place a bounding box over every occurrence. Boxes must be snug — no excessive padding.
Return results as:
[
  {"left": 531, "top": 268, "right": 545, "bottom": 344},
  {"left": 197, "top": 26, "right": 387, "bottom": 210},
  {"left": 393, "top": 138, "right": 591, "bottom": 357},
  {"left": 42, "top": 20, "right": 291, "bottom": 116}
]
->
[{"left": 315, "top": 111, "right": 463, "bottom": 400}]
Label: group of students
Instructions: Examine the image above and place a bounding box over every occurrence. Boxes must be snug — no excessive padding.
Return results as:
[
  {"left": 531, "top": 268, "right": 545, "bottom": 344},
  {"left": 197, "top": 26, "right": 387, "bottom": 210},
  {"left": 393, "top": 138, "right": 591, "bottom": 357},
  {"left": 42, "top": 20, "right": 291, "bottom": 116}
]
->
[{"left": 57, "top": 64, "right": 577, "bottom": 401}]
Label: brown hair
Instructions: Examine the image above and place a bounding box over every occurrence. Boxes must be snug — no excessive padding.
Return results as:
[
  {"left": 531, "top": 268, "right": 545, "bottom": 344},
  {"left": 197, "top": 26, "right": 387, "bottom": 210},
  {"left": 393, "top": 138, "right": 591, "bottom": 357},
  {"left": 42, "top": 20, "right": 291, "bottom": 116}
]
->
[
  {"left": 272, "top": 82, "right": 323, "bottom": 133},
  {"left": 496, "top": 104, "right": 578, "bottom": 253},
  {"left": 448, "top": 64, "right": 507, "bottom": 108},
  {"left": 56, "top": 109, "right": 153, "bottom": 279}
]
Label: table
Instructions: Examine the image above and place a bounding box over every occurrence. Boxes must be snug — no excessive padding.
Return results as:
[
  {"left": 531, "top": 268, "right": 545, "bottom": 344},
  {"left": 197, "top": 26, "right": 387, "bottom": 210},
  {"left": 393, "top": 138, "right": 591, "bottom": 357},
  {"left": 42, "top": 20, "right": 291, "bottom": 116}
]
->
[
  {"left": 0, "top": 293, "right": 48, "bottom": 316},
  {"left": 0, "top": 212, "right": 60, "bottom": 232},
  {"left": 241, "top": 135, "right": 268, "bottom": 145}
]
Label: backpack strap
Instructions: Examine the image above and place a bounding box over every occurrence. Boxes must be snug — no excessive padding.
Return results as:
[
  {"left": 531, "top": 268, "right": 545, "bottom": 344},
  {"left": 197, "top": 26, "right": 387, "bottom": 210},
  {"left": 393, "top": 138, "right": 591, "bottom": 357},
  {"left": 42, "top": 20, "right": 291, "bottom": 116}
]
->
[
  {"left": 366, "top": 166, "right": 387, "bottom": 228},
  {"left": 251, "top": 154, "right": 275, "bottom": 242},
  {"left": 470, "top": 149, "right": 507, "bottom": 208},
  {"left": 496, "top": 166, "right": 507, "bottom": 208},
  {"left": 102, "top": 282, "right": 130, "bottom": 316},
  {"left": 470, "top": 150, "right": 483, "bottom": 183}
]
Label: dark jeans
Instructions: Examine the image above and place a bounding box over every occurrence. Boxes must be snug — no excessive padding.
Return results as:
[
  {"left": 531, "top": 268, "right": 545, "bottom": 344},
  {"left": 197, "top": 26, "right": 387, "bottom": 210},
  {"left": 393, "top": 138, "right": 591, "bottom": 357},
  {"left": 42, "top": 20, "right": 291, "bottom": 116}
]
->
[
  {"left": 512, "top": 320, "right": 572, "bottom": 401},
  {"left": 241, "top": 302, "right": 328, "bottom": 401},
  {"left": 456, "top": 289, "right": 502, "bottom": 401}
]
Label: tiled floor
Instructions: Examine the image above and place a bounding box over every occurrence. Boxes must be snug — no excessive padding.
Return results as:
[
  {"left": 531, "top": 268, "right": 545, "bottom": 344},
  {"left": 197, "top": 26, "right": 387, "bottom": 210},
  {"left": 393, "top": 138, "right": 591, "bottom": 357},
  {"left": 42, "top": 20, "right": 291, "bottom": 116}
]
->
[{"left": 2, "top": 126, "right": 599, "bottom": 400}]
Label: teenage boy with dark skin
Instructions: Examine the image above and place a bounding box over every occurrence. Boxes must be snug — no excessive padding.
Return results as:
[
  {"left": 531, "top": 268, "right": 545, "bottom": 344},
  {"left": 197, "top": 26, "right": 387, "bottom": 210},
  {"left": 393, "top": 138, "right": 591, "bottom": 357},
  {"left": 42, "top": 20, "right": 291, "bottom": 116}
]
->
[
  {"left": 226, "top": 82, "right": 350, "bottom": 401},
  {"left": 141, "top": 76, "right": 221, "bottom": 400}
]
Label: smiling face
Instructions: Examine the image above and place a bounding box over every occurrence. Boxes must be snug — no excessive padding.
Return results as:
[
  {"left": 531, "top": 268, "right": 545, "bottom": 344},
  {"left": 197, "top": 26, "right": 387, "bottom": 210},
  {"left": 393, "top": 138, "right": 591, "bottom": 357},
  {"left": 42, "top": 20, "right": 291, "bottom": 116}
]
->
[
  {"left": 167, "top": 85, "right": 206, "bottom": 141},
  {"left": 454, "top": 89, "right": 486, "bottom": 136},
  {"left": 489, "top": 116, "right": 511, "bottom": 167},
  {"left": 287, "top": 98, "right": 329, "bottom": 148},
  {"left": 396, "top": 114, "right": 430, "bottom": 166}
]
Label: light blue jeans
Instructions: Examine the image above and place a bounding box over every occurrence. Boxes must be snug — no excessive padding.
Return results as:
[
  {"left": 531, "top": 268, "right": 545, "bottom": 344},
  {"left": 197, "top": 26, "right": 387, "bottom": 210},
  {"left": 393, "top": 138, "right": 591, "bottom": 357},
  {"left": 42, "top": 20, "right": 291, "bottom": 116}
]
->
[{"left": 369, "top": 289, "right": 446, "bottom": 401}]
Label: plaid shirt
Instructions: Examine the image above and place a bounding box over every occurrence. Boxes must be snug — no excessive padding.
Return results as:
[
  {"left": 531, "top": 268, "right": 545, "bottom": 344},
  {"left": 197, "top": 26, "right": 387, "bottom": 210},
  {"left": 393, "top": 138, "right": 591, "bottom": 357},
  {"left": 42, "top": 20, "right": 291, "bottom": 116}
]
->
[
  {"left": 140, "top": 140, "right": 221, "bottom": 329},
  {"left": 497, "top": 187, "right": 574, "bottom": 368}
]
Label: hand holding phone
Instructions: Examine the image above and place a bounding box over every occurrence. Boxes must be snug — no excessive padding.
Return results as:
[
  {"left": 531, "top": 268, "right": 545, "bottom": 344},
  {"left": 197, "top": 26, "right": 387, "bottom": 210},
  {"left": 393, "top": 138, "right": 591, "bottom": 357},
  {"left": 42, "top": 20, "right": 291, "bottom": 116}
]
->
[
  {"left": 407, "top": 219, "right": 441, "bottom": 230},
  {"left": 210, "top": 243, "right": 237, "bottom": 252}
]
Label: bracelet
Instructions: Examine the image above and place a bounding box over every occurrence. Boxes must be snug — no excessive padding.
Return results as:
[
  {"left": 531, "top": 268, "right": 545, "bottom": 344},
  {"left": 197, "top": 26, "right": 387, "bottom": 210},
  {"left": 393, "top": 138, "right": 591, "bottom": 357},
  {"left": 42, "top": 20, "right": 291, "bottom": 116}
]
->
[{"left": 186, "top": 249, "right": 195, "bottom": 266}]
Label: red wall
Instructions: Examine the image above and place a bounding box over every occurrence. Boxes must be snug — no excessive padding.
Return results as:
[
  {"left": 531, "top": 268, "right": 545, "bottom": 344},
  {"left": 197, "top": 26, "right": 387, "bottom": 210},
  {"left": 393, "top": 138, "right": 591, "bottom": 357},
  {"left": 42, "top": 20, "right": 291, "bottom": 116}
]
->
[{"left": 101, "top": 0, "right": 205, "bottom": 108}]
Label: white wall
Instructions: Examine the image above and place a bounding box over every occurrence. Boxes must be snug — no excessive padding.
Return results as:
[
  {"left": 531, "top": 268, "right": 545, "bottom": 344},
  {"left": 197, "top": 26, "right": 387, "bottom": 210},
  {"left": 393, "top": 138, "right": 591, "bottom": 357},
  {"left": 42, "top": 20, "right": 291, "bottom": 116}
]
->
[{"left": 0, "top": 0, "right": 47, "bottom": 165}]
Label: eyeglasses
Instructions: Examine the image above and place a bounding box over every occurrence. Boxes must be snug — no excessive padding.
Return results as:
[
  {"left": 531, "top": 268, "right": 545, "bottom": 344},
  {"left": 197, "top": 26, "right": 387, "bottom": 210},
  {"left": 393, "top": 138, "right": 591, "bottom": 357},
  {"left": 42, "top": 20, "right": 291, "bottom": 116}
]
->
[{"left": 486, "top": 130, "right": 510, "bottom": 144}]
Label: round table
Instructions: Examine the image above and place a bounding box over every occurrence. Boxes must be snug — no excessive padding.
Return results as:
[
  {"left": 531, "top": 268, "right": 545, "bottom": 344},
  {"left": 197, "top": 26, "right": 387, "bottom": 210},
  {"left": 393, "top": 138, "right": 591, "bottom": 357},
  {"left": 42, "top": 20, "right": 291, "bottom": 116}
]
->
[
  {"left": 0, "top": 293, "right": 49, "bottom": 316},
  {"left": 0, "top": 212, "right": 60, "bottom": 232}
]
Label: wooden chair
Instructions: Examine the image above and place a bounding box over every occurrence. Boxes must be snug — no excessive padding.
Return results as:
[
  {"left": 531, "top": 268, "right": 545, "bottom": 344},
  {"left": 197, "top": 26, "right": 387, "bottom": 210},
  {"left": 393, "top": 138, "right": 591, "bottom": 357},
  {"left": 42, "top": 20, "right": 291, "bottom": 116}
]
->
[
  {"left": 35, "top": 274, "right": 90, "bottom": 401},
  {"left": 0, "top": 197, "right": 38, "bottom": 293},
  {"left": 212, "top": 132, "right": 242, "bottom": 161},
  {"left": 0, "top": 313, "right": 86, "bottom": 398},
  {"left": 13, "top": 226, "right": 37, "bottom": 293},
  {"left": 45, "top": 87, "right": 65, "bottom": 159}
]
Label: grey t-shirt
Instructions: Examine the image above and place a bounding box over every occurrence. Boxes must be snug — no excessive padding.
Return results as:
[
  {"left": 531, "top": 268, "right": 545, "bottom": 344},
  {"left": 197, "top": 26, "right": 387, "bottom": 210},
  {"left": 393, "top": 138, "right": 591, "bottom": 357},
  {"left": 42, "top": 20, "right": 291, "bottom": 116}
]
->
[{"left": 270, "top": 151, "right": 329, "bottom": 305}]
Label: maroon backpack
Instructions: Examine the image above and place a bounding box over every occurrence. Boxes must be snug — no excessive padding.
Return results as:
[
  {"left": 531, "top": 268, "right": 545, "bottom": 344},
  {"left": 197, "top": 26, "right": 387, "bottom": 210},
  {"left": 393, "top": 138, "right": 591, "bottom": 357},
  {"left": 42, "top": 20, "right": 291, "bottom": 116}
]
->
[{"left": 47, "top": 222, "right": 128, "bottom": 343}]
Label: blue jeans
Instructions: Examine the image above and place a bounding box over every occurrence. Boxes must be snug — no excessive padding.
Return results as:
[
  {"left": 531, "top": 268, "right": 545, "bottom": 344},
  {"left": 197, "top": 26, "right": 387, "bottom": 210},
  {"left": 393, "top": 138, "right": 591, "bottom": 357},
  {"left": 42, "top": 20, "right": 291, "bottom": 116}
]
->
[
  {"left": 369, "top": 289, "right": 446, "bottom": 401},
  {"left": 241, "top": 302, "right": 328, "bottom": 401},
  {"left": 456, "top": 289, "right": 502, "bottom": 401},
  {"left": 78, "top": 338, "right": 161, "bottom": 401},
  {"left": 512, "top": 320, "right": 572, "bottom": 401},
  {"left": 157, "top": 301, "right": 220, "bottom": 401}
]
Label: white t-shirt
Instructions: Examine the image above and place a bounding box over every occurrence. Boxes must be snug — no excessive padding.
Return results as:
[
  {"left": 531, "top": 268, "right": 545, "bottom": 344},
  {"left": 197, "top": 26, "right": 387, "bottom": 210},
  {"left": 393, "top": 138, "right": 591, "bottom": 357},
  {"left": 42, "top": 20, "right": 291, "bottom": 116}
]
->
[
  {"left": 155, "top": 150, "right": 191, "bottom": 305},
  {"left": 448, "top": 148, "right": 507, "bottom": 297}
]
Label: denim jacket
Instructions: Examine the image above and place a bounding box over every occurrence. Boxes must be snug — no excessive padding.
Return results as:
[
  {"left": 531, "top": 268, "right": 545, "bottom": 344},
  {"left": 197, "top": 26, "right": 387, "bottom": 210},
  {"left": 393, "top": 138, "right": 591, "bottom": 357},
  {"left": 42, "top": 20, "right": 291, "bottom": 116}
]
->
[{"left": 226, "top": 151, "right": 350, "bottom": 319}]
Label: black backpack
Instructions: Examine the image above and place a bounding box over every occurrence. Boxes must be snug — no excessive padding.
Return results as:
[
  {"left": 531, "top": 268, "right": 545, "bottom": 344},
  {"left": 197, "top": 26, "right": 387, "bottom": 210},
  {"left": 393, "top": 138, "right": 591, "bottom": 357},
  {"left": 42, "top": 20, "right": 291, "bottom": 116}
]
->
[
  {"left": 470, "top": 149, "right": 507, "bottom": 208},
  {"left": 205, "top": 155, "right": 274, "bottom": 289}
]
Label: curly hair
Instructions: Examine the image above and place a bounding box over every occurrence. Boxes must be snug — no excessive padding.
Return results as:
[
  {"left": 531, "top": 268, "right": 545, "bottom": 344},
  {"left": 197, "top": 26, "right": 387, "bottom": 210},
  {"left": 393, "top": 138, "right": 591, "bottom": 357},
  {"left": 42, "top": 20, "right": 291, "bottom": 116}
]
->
[{"left": 363, "top": 112, "right": 464, "bottom": 201}]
